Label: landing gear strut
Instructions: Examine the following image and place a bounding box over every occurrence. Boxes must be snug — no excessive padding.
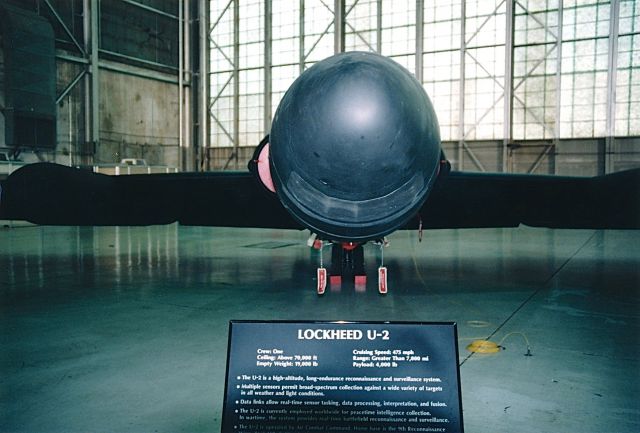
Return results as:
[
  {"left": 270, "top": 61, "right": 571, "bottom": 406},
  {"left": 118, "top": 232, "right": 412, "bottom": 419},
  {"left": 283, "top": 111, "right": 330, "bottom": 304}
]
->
[
  {"left": 376, "top": 240, "right": 388, "bottom": 295},
  {"left": 314, "top": 239, "right": 388, "bottom": 295},
  {"left": 330, "top": 242, "right": 366, "bottom": 289},
  {"left": 316, "top": 240, "right": 328, "bottom": 295}
]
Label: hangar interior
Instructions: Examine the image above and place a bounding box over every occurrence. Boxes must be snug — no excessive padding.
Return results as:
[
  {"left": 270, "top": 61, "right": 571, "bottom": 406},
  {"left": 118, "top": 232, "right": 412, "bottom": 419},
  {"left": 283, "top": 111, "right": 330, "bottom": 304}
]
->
[
  {"left": 1, "top": 1, "right": 639, "bottom": 433},
  {"left": 0, "top": 0, "right": 639, "bottom": 173}
]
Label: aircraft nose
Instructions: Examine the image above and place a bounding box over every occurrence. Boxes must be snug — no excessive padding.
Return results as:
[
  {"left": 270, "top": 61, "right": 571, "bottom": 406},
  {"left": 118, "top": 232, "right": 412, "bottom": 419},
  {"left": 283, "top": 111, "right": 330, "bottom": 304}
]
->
[{"left": 269, "top": 52, "right": 442, "bottom": 242}]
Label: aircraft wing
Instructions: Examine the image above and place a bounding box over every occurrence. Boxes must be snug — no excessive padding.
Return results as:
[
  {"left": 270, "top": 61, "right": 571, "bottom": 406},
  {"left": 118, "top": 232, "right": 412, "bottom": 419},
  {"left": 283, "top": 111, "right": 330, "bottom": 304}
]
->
[
  {"left": 413, "top": 169, "right": 640, "bottom": 230},
  {"left": 0, "top": 163, "right": 301, "bottom": 229},
  {"left": 1, "top": 163, "right": 639, "bottom": 230}
]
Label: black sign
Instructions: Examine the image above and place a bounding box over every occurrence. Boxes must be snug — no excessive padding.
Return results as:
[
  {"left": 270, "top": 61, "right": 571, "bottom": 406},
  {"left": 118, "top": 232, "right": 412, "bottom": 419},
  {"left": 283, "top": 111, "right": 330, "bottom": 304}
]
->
[{"left": 221, "top": 321, "right": 463, "bottom": 433}]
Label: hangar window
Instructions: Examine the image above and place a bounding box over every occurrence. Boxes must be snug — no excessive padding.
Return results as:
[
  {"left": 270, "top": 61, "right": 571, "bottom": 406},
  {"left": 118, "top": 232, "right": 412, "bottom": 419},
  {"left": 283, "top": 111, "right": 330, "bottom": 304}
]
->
[
  {"left": 616, "top": 0, "right": 640, "bottom": 137},
  {"left": 207, "top": 0, "right": 640, "bottom": 173}
]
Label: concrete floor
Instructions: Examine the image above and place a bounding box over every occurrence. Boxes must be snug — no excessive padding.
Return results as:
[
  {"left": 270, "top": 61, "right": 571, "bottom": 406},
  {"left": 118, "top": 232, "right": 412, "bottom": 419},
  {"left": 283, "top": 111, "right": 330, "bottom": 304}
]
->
[{"left": 0, "top": 224, "right": 638, "bottom": 433}]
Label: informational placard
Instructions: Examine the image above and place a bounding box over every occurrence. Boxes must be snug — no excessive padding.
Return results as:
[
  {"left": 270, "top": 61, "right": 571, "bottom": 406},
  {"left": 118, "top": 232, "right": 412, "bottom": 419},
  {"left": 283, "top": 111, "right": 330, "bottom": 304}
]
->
[{"left": 221, "top": 321, "right": 463, "bottom": 433}]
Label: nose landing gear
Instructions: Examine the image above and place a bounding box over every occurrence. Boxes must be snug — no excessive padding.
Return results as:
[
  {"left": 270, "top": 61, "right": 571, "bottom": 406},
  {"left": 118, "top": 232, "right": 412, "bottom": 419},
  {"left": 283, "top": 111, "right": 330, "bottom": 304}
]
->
[{"left": 314, "top": 238, "right": 388, "bottom": 295}]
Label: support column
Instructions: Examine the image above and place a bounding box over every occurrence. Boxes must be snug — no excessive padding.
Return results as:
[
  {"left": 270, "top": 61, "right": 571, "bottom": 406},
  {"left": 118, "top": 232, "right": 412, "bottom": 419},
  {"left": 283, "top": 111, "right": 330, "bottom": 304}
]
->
[
  {"left": 83, "top": 0, "right": 99, "bottom": 165},
  {"left": 605, "top": 0, "right": 620, "bottom": 174},
  {"left": 184, "top": 0, "right": 193, "bottom": 171},
  {"left": 179, "top": 0, "right": 184, "bottom": 167},
  {"left": 199, "top": 0, "right": 210, "bottom": 170},
  {"left": 503, "top": 0, "right": 514, "bottom": 173},
  {"left": 264, "top": 0, "right": 272, "bottom": 135},
  {"left": 415, "top": 0, "right": 424, "bottom": 82},
  {"left": 334, "top": 0, "right": 344, "bottom": 54},
  {"left": 553, "top": 0, "right": 564, "bottom": 175},
  {"left": 299, "top": 0, "right": 305, "bottom": 74},
  {"left": 376, "top": 0, "right": 382, "bottom": 53},
  {"left": 233, "top": 0, "right": 240, "bottom": 169},
  {"left": 457, "top": 0, "right": 466, "bottom": 170},
  {"left": 179, "top": 0, "right": 195, "bottom": 171}
]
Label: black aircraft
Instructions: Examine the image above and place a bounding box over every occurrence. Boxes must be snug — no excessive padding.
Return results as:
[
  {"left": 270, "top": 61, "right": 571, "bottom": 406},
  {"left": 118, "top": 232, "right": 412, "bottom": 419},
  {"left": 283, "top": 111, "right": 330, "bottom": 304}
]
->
[{"left": 1, "top": 52, "right": 639, "bottom": 294}]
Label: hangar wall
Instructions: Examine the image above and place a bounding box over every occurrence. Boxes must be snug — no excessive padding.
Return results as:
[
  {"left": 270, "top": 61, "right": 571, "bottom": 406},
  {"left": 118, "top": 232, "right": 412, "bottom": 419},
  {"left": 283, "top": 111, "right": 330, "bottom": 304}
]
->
[
  {"left": 51, "top": 61, "right": 180, "bottom": 168},
  {"left": 0, "top": 0, "right": 185, "bottom": 170},
  {"left": 97, "top": 67, "right": 179, "bottom": 167}
]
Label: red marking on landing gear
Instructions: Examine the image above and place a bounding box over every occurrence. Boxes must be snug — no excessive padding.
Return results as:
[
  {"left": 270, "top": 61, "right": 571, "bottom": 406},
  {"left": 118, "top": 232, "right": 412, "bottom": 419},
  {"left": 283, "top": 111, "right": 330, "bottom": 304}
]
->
[
  {"left": 342, "top": 242, "right": 359, "bottom": 251},
  {"left": 378, "top": 267, "right": 388, "bottom": 294},
  {"left": 317, "top": 268, "right": 327, "bottom": 295},
  {"left": 329, "top": 275, "right": 342, "bottom": 293},
  {"left": 354, "top": 275, "right": 367, "bottom": 293}
]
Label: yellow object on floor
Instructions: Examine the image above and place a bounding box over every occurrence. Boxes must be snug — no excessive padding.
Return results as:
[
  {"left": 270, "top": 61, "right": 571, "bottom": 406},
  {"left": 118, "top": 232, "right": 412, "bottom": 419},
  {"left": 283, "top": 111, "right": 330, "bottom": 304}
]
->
[{"left": 466, "top": 340, "right": 501, "bottom": 354}]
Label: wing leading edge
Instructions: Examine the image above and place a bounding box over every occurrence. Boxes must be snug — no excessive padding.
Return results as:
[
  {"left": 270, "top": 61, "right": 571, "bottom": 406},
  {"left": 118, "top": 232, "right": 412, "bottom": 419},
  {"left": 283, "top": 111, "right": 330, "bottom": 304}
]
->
[
  {"left": 412, "top": 169, "right": 640, "bottom": 230},
  {"left": 0, "top": 163, "right": 300, "bottom": 229}
]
